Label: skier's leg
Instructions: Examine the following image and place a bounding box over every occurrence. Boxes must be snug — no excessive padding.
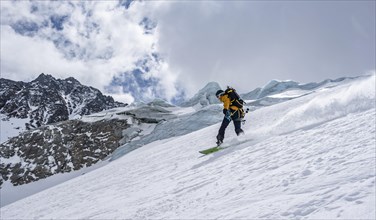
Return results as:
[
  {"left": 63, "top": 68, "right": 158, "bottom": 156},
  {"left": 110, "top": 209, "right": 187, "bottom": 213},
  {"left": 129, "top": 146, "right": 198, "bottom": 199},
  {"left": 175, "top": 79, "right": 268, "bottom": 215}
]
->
[
  {"left": 234, "top": 120, "right": 244, "bottom": 135},
  {"left": 232, "top": 110, "right": 244, "bottom": 135},
  {"left": 217, "top": 117, "right": 230, "bottom": 144}
]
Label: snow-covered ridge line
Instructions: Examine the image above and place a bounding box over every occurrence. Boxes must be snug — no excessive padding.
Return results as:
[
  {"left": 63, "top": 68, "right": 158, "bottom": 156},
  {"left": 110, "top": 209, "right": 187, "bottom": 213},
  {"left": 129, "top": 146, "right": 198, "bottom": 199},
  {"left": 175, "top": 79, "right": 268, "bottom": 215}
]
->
[
  {"left": 241, "top": 75, "right": 360, "bottom": 100},
  {"left": 271, "top": 74, "right": 375, "bottom": 135}
]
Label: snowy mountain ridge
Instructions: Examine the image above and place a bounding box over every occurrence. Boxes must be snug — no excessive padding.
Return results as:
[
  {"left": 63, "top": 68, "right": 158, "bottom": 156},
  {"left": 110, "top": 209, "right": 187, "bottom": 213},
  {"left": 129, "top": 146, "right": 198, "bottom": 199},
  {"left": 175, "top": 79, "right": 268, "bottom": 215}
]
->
[
  {"left": 1, "top": 74, "right": 375, "bottom": 219},
  {"left": 242, "top": 77, "right": 353, "bottom": 99},
  {"left": 241, "top": 77, "right": 356, "bottom": 106},
  {"left": 179, "top": 81, "right": 221, "bottom": 108},
  {"left": 0, "top": 73, "right": 127, "bottom": 143}
]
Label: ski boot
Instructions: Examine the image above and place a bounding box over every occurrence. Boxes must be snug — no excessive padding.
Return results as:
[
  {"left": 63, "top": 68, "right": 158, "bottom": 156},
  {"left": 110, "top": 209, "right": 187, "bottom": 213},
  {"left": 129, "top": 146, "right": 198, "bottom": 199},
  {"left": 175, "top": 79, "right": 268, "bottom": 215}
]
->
[
  {"left": 216, "top": 134, "right": 224, "bottom": 146},
  {"left": 236, "top": 129, "right": 244, "bottom": 136}
]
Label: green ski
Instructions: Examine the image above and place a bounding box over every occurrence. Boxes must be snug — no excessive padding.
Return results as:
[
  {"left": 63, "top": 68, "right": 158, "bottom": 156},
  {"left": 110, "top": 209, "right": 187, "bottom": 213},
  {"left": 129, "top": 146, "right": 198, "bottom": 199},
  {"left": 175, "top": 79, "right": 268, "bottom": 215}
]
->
[{"left": 199, "top": 146, "right": 226, "bottom": 155}]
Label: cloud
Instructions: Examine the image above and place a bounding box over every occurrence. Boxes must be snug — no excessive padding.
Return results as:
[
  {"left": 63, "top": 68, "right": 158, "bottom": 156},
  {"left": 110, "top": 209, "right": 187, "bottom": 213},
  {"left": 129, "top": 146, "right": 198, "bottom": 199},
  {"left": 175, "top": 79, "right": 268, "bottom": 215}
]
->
[
  {"left": 1, "top": 1, "right": 180, "bottom": 103},
  {"left": 1, "top": 25, "right": 87, "bottom": 81},
  {"left": 108, "top": 86, "right": 135, "bottom": 104},
  {"left": 149, "top": 1, "right": 376, "bottom": 95}
]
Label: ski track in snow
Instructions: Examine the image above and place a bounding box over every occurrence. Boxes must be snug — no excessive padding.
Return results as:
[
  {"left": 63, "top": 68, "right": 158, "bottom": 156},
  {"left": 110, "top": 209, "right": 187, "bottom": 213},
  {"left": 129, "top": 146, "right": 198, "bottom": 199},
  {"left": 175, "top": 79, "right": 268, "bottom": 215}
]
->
[{"left": 1, "top": 75, "right": 375, "bottom": 219}]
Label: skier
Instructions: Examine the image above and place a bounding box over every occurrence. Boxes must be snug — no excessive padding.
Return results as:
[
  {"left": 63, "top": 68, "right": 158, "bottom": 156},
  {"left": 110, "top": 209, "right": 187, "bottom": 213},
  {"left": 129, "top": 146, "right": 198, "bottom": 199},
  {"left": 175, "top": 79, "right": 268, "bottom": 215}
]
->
[{"left": 215, "top": 88, "right": 245, "bottom": 145}]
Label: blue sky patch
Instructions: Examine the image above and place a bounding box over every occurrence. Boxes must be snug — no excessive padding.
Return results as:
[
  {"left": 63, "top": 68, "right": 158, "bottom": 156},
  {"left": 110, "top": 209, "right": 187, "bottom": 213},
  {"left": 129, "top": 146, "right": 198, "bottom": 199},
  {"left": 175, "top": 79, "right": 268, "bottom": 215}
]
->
[
  {"left": 50, "top": 15, "right": 68, "bottom": 31},
  {"left": 140, "top": 17, "right": 157, "bottom": 35},
  {"left": 119, "top": 0, "right": 134, "bottom": 9},
  {"left": 107, "top": 69, "right": 159, "bottom": 102},
  {"left": 11, "top": 20, "right": 39, "bottom": 36}
]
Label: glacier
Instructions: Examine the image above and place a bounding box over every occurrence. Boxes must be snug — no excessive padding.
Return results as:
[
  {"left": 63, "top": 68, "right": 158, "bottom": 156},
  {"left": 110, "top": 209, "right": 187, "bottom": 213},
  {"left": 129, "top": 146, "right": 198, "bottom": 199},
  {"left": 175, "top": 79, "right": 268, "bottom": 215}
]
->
[{"left": 1, "top": 74, "right": 375, "bottom": 219}]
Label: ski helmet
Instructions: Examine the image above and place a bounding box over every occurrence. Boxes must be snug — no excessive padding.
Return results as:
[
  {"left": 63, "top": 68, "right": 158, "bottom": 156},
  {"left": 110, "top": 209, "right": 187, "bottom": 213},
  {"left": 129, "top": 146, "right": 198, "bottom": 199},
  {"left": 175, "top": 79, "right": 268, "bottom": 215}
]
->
[{"left": 216, "top": 89, "right": 224, "bottom": 98}]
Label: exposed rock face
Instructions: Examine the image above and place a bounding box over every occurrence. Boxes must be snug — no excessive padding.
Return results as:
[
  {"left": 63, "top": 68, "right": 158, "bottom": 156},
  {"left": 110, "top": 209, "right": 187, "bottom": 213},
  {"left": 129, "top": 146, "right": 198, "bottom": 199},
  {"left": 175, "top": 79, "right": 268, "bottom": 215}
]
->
[
  {"left": 0, "top": 73, "right": 126, "bottom": 130},
  {"left": 0, "top": 73, "right": 131, "bottom": 187},
  {"left": 0, "top": 118, "right": 130, "bottom": 186}
]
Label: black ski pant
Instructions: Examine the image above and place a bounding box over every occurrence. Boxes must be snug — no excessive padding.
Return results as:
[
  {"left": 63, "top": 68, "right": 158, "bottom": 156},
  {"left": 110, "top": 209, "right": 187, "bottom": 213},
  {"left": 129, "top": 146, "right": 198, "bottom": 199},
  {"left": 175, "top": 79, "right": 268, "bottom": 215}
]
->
[{"left": 217, "top": 109, "right": 242, "bottom": 141}]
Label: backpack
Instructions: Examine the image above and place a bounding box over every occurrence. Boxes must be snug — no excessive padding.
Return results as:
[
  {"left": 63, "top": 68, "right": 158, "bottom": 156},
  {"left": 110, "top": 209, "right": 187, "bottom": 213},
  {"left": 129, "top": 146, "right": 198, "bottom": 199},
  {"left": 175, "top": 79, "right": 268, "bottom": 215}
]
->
[{"left": 225, "top": 86, "right": 244, "bottom": 108}]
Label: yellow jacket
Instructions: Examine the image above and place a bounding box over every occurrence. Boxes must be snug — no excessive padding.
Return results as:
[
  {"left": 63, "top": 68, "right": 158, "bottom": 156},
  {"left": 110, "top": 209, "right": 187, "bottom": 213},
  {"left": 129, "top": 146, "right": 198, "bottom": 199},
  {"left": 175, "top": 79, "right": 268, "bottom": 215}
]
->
[{"left": 219, "top": 94, "right": 239, "bottom": 111}]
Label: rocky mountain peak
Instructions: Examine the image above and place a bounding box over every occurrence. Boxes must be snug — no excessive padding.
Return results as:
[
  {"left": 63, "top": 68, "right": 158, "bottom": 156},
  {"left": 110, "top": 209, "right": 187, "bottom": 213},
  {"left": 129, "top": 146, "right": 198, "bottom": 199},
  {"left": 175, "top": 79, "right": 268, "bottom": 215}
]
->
[
  {"left": 0, "top": 74, "right": 127, "bottom": 131},
  {"left": 33, "top": 73, "right": 54, "bottom": 82},
  {"left": 64, "top": 76, "right": 81, "bottom": 85},
  {"left": 31, "top": 73, "right": 59, "bottom": 88}
]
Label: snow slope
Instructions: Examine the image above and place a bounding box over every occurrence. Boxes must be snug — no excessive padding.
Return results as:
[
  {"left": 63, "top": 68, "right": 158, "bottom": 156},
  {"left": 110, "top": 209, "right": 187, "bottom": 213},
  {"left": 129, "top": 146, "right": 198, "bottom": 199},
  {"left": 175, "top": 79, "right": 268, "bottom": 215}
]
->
[
  {"left": 0, "top": 115, "right": 29, "bottom": 143},
  {"left": 1, "top": 75, "right": 375, "bottom": 219}
]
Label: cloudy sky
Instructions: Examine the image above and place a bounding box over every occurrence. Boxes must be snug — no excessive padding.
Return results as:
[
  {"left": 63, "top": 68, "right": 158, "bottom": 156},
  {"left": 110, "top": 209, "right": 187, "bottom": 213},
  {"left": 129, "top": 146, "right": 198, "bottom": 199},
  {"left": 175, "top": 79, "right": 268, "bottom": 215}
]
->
[{"left": 1, "top": 1, "right": 375, "bottom": 103}]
